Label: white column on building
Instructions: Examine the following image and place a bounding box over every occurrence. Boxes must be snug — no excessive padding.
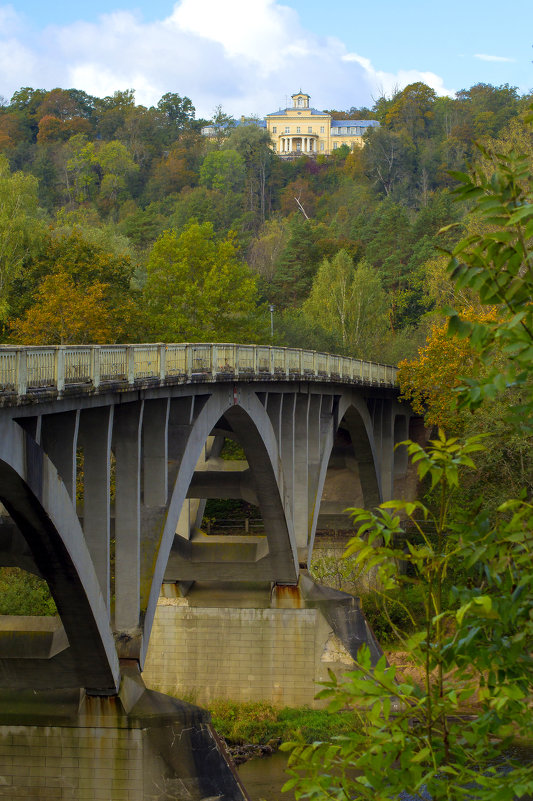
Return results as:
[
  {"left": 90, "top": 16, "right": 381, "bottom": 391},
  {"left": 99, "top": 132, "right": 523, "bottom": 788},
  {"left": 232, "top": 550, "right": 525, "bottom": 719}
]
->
[{"left": 304, "top": 137, "right": 308, "bottom": 152}]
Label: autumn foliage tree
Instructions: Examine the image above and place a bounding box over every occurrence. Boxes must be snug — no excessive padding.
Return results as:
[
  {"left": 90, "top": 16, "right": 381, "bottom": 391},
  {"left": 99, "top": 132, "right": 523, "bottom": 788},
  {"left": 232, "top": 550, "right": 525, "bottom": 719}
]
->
[
  {"left": 398, "top": 307, "right": 498, "bottom": 429},
  {"left": 11, "top": 271, "right": 113, "bottom": 344}
]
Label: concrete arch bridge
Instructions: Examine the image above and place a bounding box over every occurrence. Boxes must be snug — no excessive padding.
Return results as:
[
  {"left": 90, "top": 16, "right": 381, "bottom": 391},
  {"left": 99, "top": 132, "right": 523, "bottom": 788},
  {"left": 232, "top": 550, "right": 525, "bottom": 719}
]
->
[{"left": 0, "top": 342, "right": 416, "bottom": 700}]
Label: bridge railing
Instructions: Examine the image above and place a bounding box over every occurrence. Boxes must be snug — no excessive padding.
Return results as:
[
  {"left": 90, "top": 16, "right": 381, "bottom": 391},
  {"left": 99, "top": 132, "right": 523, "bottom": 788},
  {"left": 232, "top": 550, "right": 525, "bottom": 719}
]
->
[{"left": 0, "top": 344, "right": 398, "bottom": 396}]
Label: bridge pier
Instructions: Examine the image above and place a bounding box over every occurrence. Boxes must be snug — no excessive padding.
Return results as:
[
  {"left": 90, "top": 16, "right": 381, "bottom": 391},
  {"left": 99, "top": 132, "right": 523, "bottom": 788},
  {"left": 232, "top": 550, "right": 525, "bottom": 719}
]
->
[
  {"left": 143, "top": 574, "right": 382, "bottom": 709},
  {"left": 0, "top": 662, "right": 247, "bottom": 801}
]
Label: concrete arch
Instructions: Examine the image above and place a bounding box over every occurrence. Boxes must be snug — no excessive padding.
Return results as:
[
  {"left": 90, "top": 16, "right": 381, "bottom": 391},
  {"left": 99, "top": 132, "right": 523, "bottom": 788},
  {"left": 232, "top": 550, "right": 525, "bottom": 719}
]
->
[
  {"left": 307, "top": 392, "right": 382, "bottom": 565},
  {"left": 0, "top": 418, "right": 119, "bottom": 693},
  {"left": 142, "top": 386, "right": 298, "bottom": 665}
]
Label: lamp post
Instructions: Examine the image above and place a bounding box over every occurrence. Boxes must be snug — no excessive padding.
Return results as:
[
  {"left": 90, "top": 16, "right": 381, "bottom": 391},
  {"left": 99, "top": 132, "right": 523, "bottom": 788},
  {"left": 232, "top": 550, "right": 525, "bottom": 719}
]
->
[{"left": 269, "top": 304, "right": 275, "bottom": 340}]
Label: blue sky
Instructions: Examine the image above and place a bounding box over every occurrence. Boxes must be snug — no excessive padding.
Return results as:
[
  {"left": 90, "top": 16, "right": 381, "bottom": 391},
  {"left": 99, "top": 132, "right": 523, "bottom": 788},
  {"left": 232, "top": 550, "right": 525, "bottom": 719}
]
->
[{"left": 2, "top": 1, "right": 530, "bottom": 118}]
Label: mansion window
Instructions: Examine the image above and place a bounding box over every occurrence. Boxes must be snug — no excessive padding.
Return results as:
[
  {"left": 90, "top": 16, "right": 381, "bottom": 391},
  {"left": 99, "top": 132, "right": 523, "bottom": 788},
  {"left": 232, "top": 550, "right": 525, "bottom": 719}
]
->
[
  {"left": 320, "top": 126, "right": 325, "bottom": 133},
  {"left": 272, "top": 126, "right": 277, "bottom": 133},
  {"left": 333, "top": 142, "right": 338, "bottom": 149},
  {"left": 296, "top": 126, "right": 301, "bottom": 133},
  {"left": 308, "top": 126, "right": 312, "bottom": 133},
  {"left": 285, "top": 126, "right": 290, "bottom": 133},
  {"left": 320, "top": 142, "right": 324, "bottom": 151}
]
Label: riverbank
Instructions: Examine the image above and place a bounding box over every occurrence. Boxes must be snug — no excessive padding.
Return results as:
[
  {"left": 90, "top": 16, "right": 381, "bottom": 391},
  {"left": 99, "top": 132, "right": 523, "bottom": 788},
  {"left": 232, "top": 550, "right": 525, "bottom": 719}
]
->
[{"left": 203, "top": 699, "right": 362, "bottom": 762}]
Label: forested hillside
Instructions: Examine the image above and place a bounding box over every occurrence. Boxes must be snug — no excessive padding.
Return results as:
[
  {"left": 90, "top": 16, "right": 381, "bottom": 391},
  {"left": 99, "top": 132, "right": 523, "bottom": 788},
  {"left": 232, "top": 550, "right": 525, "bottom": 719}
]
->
[{"left": 0, "top": 81, "right": 530, "bottom": 361}]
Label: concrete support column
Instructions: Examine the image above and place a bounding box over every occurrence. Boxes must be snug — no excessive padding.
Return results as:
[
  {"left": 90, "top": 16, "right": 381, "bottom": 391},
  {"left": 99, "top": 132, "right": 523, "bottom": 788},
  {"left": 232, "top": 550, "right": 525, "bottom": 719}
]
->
[
  {"left": 265, "top": 393, "right": 282, "bottom": 444},
  {"left": 79, "top": 406, "right": 113, "bottom": 608},
  {"left": 307, "top": 394, "right": 322, "bottom": 517},
  {"left": 142, "top": 398, "right": 170, "bottom": 507},
  {"left": 294, "top": 393, "right": 310, "bottom": 555},
  {"left": 372, "top": 399, "right": 394, "bottom": 502},
  {"left": 380, "top": 400, "right": 394, "bottom": 501},
  {"left": 41, "top": 410, "right": 80, "bottom": 500},
  {"left": 393, "top": 414, "right": 409, "bottom": 488},
  {"left": 280, "top": 393, "right": 296, "bottom": 516},
  {"left": 169, "top": 397, "right": 196, "bottom": 540},
  {"left": 113, "top": 401, "right": 144, "bottom": 632}
]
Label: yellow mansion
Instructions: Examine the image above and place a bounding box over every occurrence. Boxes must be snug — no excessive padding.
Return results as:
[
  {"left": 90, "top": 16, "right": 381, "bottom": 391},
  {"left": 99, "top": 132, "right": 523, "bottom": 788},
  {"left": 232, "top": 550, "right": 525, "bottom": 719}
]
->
[
  {"left": 202, "top": 91, "right": 379, "bottom": 156},
  {"left": 265, "top": 91, "right": 379, "bottom": 156}
]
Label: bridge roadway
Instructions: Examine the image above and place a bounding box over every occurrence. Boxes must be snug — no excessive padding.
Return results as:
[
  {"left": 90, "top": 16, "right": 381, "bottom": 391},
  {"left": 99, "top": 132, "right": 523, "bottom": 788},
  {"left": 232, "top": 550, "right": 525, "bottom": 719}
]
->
[{"left": 0, "top": 342, "right": 410, "bottom": 697}]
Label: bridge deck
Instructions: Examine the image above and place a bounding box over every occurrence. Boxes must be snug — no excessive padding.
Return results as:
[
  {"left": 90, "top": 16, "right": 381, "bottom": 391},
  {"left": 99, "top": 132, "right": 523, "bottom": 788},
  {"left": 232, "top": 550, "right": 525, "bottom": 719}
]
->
[{"left": 0, "top": 343, "right": 397, "bottom": 404}]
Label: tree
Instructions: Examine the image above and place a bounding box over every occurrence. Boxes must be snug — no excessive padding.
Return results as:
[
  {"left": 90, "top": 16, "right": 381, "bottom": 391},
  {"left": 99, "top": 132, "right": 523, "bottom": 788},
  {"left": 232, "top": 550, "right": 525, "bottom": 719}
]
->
[
  {"left": 362, "top": 127, "right": 415, "bottom": 198},
  {"left": 398, "top": 307, "right": 498, "bottom": 429},
  {"left": 63, "top": 134, "right": 98, "bottom": 204},
  {"left": 247, "top": 218, "right": 289, "bottom": 282},
  {"left": 303, "top": 252, "right": 389, "bottom": 357},
  {"left": 96, "top": 140, "right": 139, "bottom": 217},
  {"left": 8, "top": 225, "right": 135, "bottom": 326},
  {"left": 0, "top": 155, "right": 43, "bottom": 325},
  {"left": 209, "top": 105, "right": 236, "bottom": 147},
  {"left": 11, "top": 270, "right": 113, "bottom": 344},
  {"left": 142, "top": 221, "right": 263, "bottom": 342},
  {"left": 224, "top": 124, "right": 274, "bottom": 226},
  {"left": 283, "top": 109, "right": 533, "bottom": 801},
  {"left": 384, "top": 82, "right": 437, "bottom": 143},
  {"left": 200, "top": 149, "right": 245, "bottom": 194},
  {"left": 156, "top": 92, "right": 195, "bottom": 142}
]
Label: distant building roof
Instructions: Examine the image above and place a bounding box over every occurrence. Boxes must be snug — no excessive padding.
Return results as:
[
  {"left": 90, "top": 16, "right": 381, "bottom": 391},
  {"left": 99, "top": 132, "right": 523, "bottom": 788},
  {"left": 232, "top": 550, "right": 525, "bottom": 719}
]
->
[
  {"left": 330, "top": 119, "right": 380, "bottom": 128},
  {"left": 265, "top": 107, "right": 329, "bottom": 117},
  {"left": 236, "top": 118, "right": 267, "bottom": 128}
]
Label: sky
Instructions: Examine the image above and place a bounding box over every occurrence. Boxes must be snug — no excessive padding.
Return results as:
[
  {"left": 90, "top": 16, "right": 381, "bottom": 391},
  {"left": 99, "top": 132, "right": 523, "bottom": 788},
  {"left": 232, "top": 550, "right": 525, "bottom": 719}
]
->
[{"left": 1, "top": 0, "right": 530, "bottom": 119}]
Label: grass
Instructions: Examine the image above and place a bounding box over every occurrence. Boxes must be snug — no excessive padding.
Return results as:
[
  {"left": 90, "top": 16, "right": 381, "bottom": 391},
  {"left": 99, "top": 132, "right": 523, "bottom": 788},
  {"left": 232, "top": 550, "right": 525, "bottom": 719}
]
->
[{"left": 205, "top": 699, "right": 361, "bottom": 745}]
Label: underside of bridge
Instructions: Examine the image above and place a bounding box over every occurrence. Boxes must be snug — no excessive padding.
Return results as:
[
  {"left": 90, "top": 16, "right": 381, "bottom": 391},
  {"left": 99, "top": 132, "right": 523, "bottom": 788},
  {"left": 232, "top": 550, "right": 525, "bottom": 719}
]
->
[
  {"left": 0, "top": 381, "right": 414, "bottom": 694},
  {"left": 0, "top": 375, "right": 417, "bottom": 800}
]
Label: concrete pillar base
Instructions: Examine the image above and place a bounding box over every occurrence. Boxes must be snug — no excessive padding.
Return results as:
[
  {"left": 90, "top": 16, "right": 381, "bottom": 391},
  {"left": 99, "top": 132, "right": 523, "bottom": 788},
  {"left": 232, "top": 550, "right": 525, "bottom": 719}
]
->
[
  {"left": 144, "top": 574, "right": 382, "bottom": 708},
  {"left": 0, "top": 664, "right": 247, "bottom": 800}
]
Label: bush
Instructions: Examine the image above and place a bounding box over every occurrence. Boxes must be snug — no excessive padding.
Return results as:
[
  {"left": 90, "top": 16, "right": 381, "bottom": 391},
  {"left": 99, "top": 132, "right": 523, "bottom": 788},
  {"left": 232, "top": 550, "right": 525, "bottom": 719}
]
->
[{"left": 0, "top": 567, "right": 57, "bottom": 615}]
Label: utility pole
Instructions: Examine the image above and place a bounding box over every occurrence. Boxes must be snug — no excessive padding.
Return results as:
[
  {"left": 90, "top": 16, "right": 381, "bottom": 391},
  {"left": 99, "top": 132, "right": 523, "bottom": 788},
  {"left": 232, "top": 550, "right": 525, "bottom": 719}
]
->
[{"left": 269, "top": 304, "right": 275, "bottom": 340}]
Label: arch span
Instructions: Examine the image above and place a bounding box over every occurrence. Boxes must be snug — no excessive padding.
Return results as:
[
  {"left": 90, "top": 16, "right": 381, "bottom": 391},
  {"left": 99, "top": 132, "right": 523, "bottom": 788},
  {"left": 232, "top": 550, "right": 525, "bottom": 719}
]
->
[
  {"left": 0, "top": 418, "right": 119, "bottom": 693},
  {"left": 141, "top": 386, "right": 299, "bottom": 665}
]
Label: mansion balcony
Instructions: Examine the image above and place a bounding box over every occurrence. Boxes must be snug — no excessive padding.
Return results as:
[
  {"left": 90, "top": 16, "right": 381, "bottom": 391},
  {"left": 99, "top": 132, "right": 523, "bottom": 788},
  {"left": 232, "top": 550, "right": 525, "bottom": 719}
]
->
[{"left": 277, "top": 133, "right": 318, "bottom": 156}]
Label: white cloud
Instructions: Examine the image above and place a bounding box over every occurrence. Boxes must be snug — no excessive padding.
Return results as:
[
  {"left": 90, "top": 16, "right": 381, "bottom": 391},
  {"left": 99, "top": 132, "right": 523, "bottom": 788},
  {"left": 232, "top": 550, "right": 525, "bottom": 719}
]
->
[
  {"left": 343, "top": 52, "right": 455, "bottom": 99},
  {"left": 474, "top": 53, "right": 515, "bottom": 63},
  {"left": 0, "top": 0, "right": 453, "bottom": 117}
]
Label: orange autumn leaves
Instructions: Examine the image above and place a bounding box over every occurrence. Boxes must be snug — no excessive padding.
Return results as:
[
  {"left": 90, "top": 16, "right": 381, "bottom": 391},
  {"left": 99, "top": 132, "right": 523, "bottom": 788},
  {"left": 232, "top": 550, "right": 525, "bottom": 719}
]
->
[
  {"left": 11, "top": 271, "right": 113, "bottom": 345},
  {"left": 398, "top": 306, "right": 499, "bottom": 429}
]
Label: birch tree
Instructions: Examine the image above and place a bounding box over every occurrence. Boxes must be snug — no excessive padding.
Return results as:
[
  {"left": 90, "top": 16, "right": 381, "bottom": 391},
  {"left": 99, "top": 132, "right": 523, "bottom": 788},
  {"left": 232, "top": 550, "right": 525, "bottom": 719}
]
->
[{"left": 303, "top": 250, "right": 389, "bottom": 357}]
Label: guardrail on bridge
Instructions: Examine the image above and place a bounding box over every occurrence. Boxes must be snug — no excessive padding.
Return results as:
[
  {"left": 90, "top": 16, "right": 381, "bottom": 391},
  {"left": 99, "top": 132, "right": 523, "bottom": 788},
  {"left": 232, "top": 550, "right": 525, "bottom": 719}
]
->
[{"left": 0, "top": 343, "right": 398, "bottom": 397}]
